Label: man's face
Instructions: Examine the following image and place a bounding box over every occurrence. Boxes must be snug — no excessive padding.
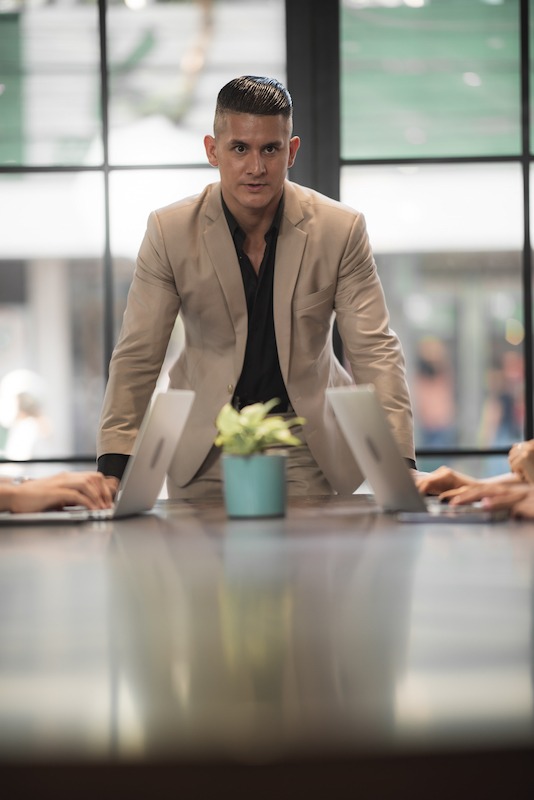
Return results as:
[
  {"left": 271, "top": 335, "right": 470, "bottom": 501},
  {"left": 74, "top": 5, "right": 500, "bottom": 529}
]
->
[{"left": 204, "top": 112, "right": 300, "bottom": 220}]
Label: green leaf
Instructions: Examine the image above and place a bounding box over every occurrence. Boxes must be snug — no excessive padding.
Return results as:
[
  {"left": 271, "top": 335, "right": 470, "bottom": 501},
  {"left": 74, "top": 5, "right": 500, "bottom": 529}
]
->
[{"left": 214, "top": 399, "right": 306, "bottom": 454}]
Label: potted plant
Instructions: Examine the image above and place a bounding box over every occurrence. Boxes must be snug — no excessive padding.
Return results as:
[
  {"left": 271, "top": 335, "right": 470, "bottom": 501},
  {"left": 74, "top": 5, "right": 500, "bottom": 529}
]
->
[{"left": 214, "top": 398, "right": 306, "bottom": 518}]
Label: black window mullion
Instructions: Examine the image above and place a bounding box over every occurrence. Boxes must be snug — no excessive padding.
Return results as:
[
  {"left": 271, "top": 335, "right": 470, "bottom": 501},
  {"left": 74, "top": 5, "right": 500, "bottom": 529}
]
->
[
  {"left": 98, "top": 0, "right": 114, "bottom": 377},
  {"left": 520, "top": 0, "right": 533, "bottom": 441},
  {"left": 285, "top": 0, "right": 340, "bottom": 199}
]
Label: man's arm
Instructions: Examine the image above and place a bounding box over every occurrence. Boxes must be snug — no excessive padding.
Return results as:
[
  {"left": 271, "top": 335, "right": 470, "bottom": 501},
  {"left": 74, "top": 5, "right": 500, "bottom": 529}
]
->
[
  {"left": 97, "top": 210, "right": 181, "bottom": 463},
  {"left": 334, "top": 212, "right": 415, "bottom": 462}
]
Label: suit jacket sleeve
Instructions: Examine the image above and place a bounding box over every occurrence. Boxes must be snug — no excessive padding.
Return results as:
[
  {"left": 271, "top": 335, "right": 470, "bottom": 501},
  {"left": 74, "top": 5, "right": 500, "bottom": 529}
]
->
[
  {"left": 97, "top": 210, "right": 181, "bottom": 459},
  {"left": 334, "top": 211, "right": 414, "bottom": 458}
]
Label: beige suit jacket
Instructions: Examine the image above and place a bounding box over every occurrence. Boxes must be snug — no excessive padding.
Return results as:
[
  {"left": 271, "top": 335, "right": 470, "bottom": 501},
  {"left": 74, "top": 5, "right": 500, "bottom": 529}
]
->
[{"left": 98, "top": 181, "right": 414, "bottom": 494}]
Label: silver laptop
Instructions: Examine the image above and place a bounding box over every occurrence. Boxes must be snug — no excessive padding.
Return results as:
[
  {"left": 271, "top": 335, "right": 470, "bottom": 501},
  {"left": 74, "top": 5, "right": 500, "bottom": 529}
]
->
[
  {"left": 0, "top": 389, "right": 194, "bottom": 524},
  {"left": 326, "top": 385, "right": 509, "bottom": 522}
]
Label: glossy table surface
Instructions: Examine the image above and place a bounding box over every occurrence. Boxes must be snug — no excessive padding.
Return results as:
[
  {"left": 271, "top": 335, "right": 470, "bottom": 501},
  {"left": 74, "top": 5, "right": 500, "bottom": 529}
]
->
[{"left": 2, "top": 494, "right": 534, "bottom": 796}]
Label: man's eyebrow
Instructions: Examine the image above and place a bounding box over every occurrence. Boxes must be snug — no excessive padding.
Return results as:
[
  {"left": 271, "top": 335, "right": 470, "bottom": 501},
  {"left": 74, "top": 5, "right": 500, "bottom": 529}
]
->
[{"left": 227, "top": 139, "right": 283, "bottom": 148}]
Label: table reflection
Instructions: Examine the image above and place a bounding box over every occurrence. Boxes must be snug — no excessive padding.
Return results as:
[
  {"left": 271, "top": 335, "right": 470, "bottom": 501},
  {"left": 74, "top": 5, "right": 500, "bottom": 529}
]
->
[
  {"left": 108, "top": 507, "right": 419, "bottom": 757},
  {"left": 0, "top": 524, "right": 113, "bottom": 756},
  {"left": 0, "top": 499, "right": 533, "bottom": 770},
  {"left": 394, "top": 527, "right": 534, "bottom": 744}
]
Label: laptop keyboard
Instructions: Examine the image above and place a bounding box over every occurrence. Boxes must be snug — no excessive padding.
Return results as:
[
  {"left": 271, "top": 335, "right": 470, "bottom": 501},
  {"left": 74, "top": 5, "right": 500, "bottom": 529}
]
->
[{"left": 63, "top": 506, "right": 115, "bottom": 520}]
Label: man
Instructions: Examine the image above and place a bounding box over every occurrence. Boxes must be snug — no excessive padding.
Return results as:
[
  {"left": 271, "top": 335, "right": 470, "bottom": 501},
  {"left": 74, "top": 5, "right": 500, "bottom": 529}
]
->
[
  {"left": 0, "top": 472, "right": 113, "bottom": 513},
  {"left": 97, "top": 75, "right": 415, "bottom": 498}
]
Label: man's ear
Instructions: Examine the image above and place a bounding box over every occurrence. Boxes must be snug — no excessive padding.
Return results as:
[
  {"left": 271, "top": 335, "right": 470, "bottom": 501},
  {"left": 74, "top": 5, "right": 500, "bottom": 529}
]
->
[
  {"left": 288, "top": 136, "right": 300, "bottom": 168},
  {"left": 204, "top": 135, "right": 218, "bottom": 167}
]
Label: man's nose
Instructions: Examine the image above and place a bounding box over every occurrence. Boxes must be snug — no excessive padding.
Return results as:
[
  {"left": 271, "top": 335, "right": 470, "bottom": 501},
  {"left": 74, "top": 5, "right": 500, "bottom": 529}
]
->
[{"left": 246, "top": 151, "right": 266, "bottom": 175}]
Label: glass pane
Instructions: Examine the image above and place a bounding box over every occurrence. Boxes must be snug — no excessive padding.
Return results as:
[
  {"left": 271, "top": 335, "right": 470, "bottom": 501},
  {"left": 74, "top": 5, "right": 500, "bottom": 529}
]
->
[
  {"left": 341, "top": 163, "right": 524, "bottom": 473},
  {"left": 110, "top": 167, "right": 211, "bottom": 377},
  {"left": 0, "top": 0, "right": 286, "bottom": 460},
  {"left": 341, "top": 0, "right": 521, "bottom": 160},
  {"left": 0, "top": 174, "right": 105, "bottom": 459},
  {"left": 107, "top": 0, "right": 286, "bottom": 165},
  {"left": 0, "top": 2, "right": 102, "bottom": 167}
]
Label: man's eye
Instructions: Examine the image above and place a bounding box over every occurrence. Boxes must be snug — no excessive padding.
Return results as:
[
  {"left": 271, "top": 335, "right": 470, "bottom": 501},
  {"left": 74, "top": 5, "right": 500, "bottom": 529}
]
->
[
  {"left": 235, "top": 145, "right": 246, "bottom": 153},
  {"left": 264, "top": 146, "right": 276, "bottom": 154}
]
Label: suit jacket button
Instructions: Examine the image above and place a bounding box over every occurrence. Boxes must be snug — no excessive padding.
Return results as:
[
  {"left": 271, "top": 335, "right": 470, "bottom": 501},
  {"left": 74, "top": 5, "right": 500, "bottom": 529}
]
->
[{"left": 227, "top": 384, "right": 234, "bottom": 394}]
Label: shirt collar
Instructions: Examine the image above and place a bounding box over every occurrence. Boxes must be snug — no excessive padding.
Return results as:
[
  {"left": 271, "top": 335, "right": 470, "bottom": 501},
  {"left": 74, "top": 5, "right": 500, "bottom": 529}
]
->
[{"left": 222, "top": 193, "right": 284, "bottom": 240}]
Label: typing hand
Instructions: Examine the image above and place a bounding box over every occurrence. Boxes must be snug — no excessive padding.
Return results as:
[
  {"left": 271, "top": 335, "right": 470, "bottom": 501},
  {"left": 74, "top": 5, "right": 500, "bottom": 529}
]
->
[
  {"left": 440, "top": 480, "right": 531, "bottom": 511},
  {"left": 414, "top": 465, "right": 477, "bottom": 496},
  {"left": 8, "top": 472, "right": 114, "bottom": 514},
  {"left": 103, "top": 475, "right": 121, "bottom": 499}
]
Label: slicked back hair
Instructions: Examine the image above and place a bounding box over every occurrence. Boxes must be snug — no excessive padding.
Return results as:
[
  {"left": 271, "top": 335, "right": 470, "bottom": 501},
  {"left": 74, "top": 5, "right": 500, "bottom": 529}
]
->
[{"left": 214, "top": 76, "right": 293, "bottom": 133}]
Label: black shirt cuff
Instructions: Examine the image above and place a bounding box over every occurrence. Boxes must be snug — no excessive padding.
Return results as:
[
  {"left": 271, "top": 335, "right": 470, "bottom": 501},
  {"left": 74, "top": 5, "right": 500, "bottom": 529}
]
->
[{"left": 97, "top": 453, "right": 130, "bottom": 481}]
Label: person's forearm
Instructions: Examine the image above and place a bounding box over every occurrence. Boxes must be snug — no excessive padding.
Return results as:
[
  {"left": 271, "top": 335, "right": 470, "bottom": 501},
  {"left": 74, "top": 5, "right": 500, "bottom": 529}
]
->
[
  {"left": 0, "top": 483, "right": 20, "bottom": 513},
  {"left": 486, "top": 472, "right": 521, "bottom": 483}
]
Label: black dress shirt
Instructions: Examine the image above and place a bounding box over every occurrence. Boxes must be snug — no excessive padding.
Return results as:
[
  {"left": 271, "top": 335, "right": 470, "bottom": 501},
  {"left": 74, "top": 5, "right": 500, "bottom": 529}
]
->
[{"left": 223, "top": 195, "right": 289, "bottom": 415}]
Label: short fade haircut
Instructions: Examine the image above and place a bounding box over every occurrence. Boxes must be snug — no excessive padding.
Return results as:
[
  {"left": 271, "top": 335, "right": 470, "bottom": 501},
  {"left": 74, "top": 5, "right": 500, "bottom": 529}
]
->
[{"left": 214, "top": 75, "right": 293, "bottom": 132}]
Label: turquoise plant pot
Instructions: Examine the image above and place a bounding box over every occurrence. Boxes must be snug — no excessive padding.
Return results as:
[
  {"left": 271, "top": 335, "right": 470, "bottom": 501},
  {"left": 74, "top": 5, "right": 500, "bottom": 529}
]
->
[{"left": 221, "top": 452, "right": 287, "bottom": 518}]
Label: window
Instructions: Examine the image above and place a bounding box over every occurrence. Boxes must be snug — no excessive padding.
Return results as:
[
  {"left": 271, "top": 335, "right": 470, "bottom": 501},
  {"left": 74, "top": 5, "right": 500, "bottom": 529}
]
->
[
  {"left": 0, "top": 0, "right": 285, "bottom": 460},
  {"left": 341, "top": 0, "right": 521, "bottom": 160},
  {"left": 340, "top": 0, "right": 529, "bottom": 476}
]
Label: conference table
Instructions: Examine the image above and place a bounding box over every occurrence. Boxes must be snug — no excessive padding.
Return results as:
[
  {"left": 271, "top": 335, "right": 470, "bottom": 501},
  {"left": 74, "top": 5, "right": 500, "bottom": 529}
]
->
[{"left": 1, "top": 494, "right": 534, "bottom": 798}]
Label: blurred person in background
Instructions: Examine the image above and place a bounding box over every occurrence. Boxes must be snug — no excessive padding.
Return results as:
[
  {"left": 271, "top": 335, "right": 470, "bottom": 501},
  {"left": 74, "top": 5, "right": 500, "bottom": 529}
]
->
[
  {"left": 0, "top": 369, "right": 51, "bottom": 460},
  {"left": 413, "top": 337, "right": 455, "bottom": 471},
  {"left": 477, "top": 349, "right": 524, "bottom": 476},
  {"left": 478, "top": 350, "right": 524, "bottom": 449}
]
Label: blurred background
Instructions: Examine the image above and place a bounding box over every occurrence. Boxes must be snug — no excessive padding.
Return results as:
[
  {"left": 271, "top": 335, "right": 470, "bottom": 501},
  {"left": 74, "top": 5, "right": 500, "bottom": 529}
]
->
[{"left": 0, "top": 0, "right": 530, "bottom": 478}]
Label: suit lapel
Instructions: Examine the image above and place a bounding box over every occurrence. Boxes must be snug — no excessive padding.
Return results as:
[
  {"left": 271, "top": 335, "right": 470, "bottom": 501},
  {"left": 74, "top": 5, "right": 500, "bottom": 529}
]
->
[
  {"left": 203, "top": 184, "right": 248, "bottom": 348},
  {"left": 274, "top": 182, "right": 307, "bottom": 382},
  {"left": 202, "top": 182, "right": 306, "bottom": 384}
]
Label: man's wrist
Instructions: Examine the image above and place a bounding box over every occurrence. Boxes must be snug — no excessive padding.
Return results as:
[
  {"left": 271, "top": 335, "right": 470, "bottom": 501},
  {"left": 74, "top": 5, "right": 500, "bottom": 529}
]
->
[{"left": 97, "top": 453, "right": 129, "bottom": 481}]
